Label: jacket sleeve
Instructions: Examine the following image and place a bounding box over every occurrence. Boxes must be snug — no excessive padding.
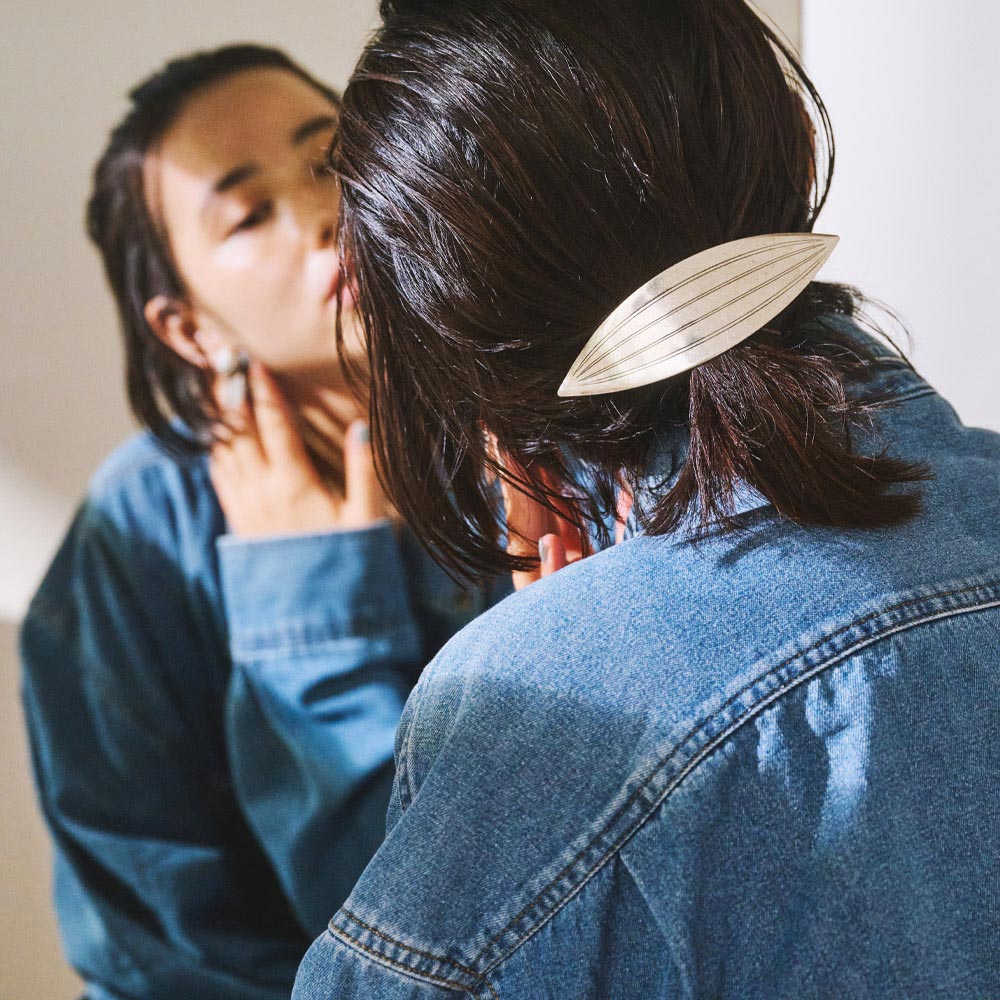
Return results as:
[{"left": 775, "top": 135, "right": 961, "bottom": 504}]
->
[
  {"left": 20, "top": 501, "right": 303, "bottom": 1000},
  {"left": 217, "top": 522, "right": 424, "bottom": 934}
]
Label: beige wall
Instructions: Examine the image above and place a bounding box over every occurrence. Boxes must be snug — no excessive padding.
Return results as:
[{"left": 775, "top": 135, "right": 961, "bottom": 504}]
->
[
  {"left": 753, "top": 0, "right": 801, "bottom": 48},
  {"left": 1, "top": 5, "right": 379, "bottom": 996},
  {"left": 0, "top": 3, "right": 801, "bottom": 995}
]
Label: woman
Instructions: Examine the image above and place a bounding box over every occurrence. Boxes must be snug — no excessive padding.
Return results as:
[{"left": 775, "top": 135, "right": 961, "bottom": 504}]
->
[
  {"left": 20, "top": 44, "right": 505, "bottom": 1000},
  {"left": 293, "top": 1, "right": 1000, "bottom": 997}
]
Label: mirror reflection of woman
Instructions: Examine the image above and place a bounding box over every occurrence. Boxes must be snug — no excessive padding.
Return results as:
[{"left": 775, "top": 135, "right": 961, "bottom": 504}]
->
[
  {"left": 292, "top": 2, "right": 1000, "bottom": 998},
  {"left": 20, "top": 45, "right": 505, "bottom": 1000}
]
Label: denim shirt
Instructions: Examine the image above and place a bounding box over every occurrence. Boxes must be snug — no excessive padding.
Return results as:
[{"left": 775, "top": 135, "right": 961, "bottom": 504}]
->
[
  {"left": 294, "top": 334, "right": 1000, "bottom": 999},
  {"left": 20, "top": 432, "right": 509, "bottom": 1000}
]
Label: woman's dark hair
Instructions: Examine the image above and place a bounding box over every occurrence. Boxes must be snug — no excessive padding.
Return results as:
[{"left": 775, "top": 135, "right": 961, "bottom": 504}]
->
[
  {"left": 335, "top": 0, "right": 929, "bottom": 582},
  {"left": 87, "top": 44, "right": 340, "bottom": 452}
]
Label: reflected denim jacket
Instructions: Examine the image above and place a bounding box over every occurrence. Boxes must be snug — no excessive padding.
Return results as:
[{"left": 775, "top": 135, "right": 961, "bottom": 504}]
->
[
  {"left": 20, "top": 432, "right": 509, "bottom": 1000},
  {"left": 295, "top": 330, "right": 1000, "bottom": 1000}
]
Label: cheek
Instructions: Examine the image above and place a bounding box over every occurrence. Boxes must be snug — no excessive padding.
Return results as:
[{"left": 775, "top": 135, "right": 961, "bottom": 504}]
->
[{"left": 211, "top": 238, "right": 307, "bottom": 359}]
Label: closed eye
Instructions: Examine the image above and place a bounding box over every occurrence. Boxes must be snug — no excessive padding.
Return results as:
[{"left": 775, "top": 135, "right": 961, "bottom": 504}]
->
[
  {"left": 230, "top": 201, "right": 273, "bottom": 235},
  {"left": 309, "top": 156, "right": 337, "bottom": 183}
]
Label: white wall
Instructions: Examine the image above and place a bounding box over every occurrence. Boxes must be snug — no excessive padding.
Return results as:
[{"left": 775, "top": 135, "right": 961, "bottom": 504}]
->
[
  {"left": 803, "top": 0, "right": 999, "bottom": 432},
  {"left": 0, "top": 2, "right": 799, "bottom": 995}
]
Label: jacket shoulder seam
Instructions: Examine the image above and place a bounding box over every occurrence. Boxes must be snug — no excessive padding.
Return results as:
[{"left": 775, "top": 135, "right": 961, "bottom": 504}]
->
[
  {"left": 330, "top": 576, "right": 1000, "bottom": 983},
  {"left": 327, "top": 918, "right": 500, "bottom": 997},
  {"left": 469, "top": 576, "right": 1000, "bottom": 972}
]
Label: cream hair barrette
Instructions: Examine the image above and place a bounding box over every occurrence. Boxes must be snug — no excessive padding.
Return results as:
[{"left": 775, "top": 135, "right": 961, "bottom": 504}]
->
[{"left": 558, "top": 232, "right": 839, "bottom": 397}]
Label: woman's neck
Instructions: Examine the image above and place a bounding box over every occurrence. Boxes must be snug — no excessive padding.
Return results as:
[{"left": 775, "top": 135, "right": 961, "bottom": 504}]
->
[{"left": 278, "top": 362, "right": 368, "bottom": 494}]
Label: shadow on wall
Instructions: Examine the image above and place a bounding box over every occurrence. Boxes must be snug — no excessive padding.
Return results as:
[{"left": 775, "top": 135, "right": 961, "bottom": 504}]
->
[{"left": 0, "top": 617, "right": 83, "bottom": 998}]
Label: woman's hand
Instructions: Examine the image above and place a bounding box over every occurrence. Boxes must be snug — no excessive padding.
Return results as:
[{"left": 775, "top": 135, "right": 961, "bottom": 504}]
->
[
  {"left": 496, "top": 445, "right": 634, "bottom": 591},
  {"left": 210, "top": 362, "right": 390, "bottom": 537}
]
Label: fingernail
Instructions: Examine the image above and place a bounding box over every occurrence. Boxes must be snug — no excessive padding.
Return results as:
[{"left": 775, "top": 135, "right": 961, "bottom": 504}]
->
[
  {"left": 354, "top": 422, "right": 371, "bottom": 445},
  {"left": 539, "top": 537, "right": 549, "bottom": 564}
]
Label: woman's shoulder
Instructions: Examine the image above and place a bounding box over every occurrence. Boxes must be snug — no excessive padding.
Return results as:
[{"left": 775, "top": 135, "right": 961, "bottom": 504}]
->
[
  {"left": 402, "top": 474, "right": 1000, "bottom": 782},
  {"left": 87, "top": 429, "right": 209, "bottom": 509},
  {"left": 25, "top": 431, "right": 221, "bottom": 624},
  {"left": 353, "top": 525, "right": 1000, "bottom": 981},
  {"left": 77, "top": 428, "right": 223, "bottom": 554}
]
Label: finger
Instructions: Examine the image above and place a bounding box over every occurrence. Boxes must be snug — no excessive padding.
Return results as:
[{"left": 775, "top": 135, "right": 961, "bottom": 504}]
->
[
  {"left": 248, "top": 362, "right": 307, "bottom": 467},
  {"left": 208, "top": 447, "right": 242, "bottom": 526},
  {"left": 614, "top": 483, "right": 635, "bottom": 545},
  {"left": 538, "top": 532, "right": 567, "bottom": 577},
  {"left": 555, "top": 513, "right": 587, "bottom": 564},
  {"left": 505, "top": 485, "right": 556, "bottom": 591},
  {"left": 501, "top": 475, "right": 556, "bottom": 554},
  {"left": 493, "top": 444, "right": 560, "bottom": 590},
  {"left": 539, "top": 468, "right": 589, "bottom": 562},
  {"left": 343, "top": 420, "right": 390, "bottom": 524},
  {"left": 495, "top": 445, "right": 554, "bottom": 544},
  {"left": 211, "top": 366, "right": 266, "bottom": 469}
]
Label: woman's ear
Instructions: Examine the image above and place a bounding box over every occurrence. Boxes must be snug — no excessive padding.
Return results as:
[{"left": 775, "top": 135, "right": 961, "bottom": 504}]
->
[{"left": 144, "top": 295, "right": 228, "bottom": 369}]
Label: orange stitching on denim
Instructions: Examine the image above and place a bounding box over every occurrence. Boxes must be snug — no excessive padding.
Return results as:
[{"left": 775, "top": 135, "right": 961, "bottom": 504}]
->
[
  {"left": 334, "top": 579, "right": 999, "bottom": 983},
  {"left": 333, "top": 919, "right": 501, "bottom": 999},
  {"left": 329, "top": 924, "right": 469, "bottom": 992},
  {"left": 341, "top": 908, "right": 478, "bottom": 977},
  {"left": 471, "top": 578, "right": 1000, "bottom": 963},
  {"left": 484, "top": 977, "right": 501, "bottom": 999}
]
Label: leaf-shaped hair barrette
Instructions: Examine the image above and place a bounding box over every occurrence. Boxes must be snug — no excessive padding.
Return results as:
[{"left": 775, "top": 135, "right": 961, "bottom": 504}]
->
[{"left": 558, "top": 233, "right": 839, "bottom": 397}]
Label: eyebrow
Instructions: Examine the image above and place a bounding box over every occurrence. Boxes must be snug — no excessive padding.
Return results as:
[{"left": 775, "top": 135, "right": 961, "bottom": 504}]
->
[
  {"left": 291, "top": 113, "right": 337, "bottom": 146},
  {"left": 202, "top": 114, "right": 338, "bottom": 218},
  {"left": 212, "top": 163, "right": 258, "bottom": 198}
]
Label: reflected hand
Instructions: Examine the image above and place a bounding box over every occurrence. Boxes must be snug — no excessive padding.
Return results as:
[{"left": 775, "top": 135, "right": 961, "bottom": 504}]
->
[
  {"left": 210, "top": 362, "right": 390, "bottom": 537},
  {"left": 494, "top": 442, "right": 635, "bottom": 591}
]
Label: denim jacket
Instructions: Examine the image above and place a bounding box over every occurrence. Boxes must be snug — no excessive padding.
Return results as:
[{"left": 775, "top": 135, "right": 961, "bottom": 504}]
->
[
  {"left": 20, "top": 432, "right": 508, "bottom": 1000},
  {"left": 294, "top": 331, "right": 1000, "bottom": 1000}
]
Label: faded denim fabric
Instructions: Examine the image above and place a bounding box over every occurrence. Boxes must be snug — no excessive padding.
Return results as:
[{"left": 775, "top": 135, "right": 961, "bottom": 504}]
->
[
  {"left": 20, "top": 433, "right": 508, "bottom": 1000},
  {"left": 295, "top": 326, "right": 1000, "bottom": 1000}
]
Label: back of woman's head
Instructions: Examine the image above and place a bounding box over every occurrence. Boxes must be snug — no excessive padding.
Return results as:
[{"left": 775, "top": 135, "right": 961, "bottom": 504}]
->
[
  {"left": 87, "top": 44, "right": 339, "bottom": 452},
  {"left": 336, "top": 0, "right": 927, "bottom": 581}
]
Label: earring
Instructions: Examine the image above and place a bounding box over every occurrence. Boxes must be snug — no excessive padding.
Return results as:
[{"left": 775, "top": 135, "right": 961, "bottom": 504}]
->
[{"left": 210, "top": 347, "right": 251, "bottom": 409}]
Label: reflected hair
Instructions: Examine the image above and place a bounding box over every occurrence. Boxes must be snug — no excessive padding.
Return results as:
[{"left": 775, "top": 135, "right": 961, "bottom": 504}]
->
[
  {"left": 86, "top": 44, "right": 339, "bottom": 453},
  {"left": 336, "top": 0, "right": 929, "bottom": 582}
]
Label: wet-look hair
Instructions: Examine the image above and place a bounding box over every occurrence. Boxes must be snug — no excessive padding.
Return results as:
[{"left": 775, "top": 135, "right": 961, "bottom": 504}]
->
[
  {"left": 87, "top": 44, "right": 340, "bottom": 453},
  {"left": 335, "top": 0, "right": 929, "bottom": 583}
]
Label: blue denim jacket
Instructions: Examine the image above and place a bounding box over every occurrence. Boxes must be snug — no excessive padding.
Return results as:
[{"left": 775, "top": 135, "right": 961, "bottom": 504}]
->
[
  {"left": 20, "top": 433, "right": 508, "bottom": 1000},
  {"left": 295, "top": 333, "right": 1000, "bottom": 999}
]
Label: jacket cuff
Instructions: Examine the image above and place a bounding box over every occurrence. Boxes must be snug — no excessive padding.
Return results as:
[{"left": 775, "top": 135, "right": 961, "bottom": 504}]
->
[{"left": 217, "top": 521, "right": 415, "bottom": 658}]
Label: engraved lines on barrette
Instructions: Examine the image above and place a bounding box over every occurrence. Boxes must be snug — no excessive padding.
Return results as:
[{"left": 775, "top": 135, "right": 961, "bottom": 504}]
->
[
  {"left": 559, "top": 233, "right": 838, "bottom": 397},
  {"left": 581, "top": 245, "right": 826, "bottom": 385},
  {"left": 573, "top": 237, "right": 820, "bottom": 378}
]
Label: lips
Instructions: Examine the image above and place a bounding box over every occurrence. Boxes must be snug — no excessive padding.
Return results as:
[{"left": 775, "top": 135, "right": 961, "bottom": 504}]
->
[
  {"left": 326, "top": 256, "right": 356, "bottom": 309},
  {"left": 325, "top": 264, "right": 342, "bottom": 303}
]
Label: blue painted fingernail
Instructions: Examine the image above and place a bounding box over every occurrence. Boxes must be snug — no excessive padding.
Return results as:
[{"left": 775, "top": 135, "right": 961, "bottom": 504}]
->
[
  {"left": 355, "top": 422, "right": 371, "bottom": 444},
  {"left": 539, "top": 538, "right": 549, "bottom": 563}
]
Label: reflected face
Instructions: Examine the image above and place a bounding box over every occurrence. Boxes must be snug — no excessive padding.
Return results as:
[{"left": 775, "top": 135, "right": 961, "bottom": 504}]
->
[{"left": 146, "top": 67, "right": 349, "bottom": 373}]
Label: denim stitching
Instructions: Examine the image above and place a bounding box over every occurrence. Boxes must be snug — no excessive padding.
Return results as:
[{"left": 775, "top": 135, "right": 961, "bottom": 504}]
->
[
  {"left": 331, "top": 919, "right": 502, "bottom": 999},
  {"left": 340, "top": 908, "right": 479, "bottom": 977},
  {"left": 397, "top": 676, "right": 427, "bottom": 813},
  {"left": 395, "top": 719, "right": 415, "bottom": 814},
  {"left": 326, "top": 924, "right": 470, "bottom": 992},
  {"left": 863, "top": 385, "right": 937, "bottom": 407},
  {"left": 470, "top": 577, "right": 1000, "bottom": 966},
  {"left": 331, "top": 577, "right": 999, "bottom": 983},
  {"left": 476, "top": 595, "right": 1000, "bottom": 975},
  {"left": 481, "top": 593, "right": 1000, "bottom": 976}
]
